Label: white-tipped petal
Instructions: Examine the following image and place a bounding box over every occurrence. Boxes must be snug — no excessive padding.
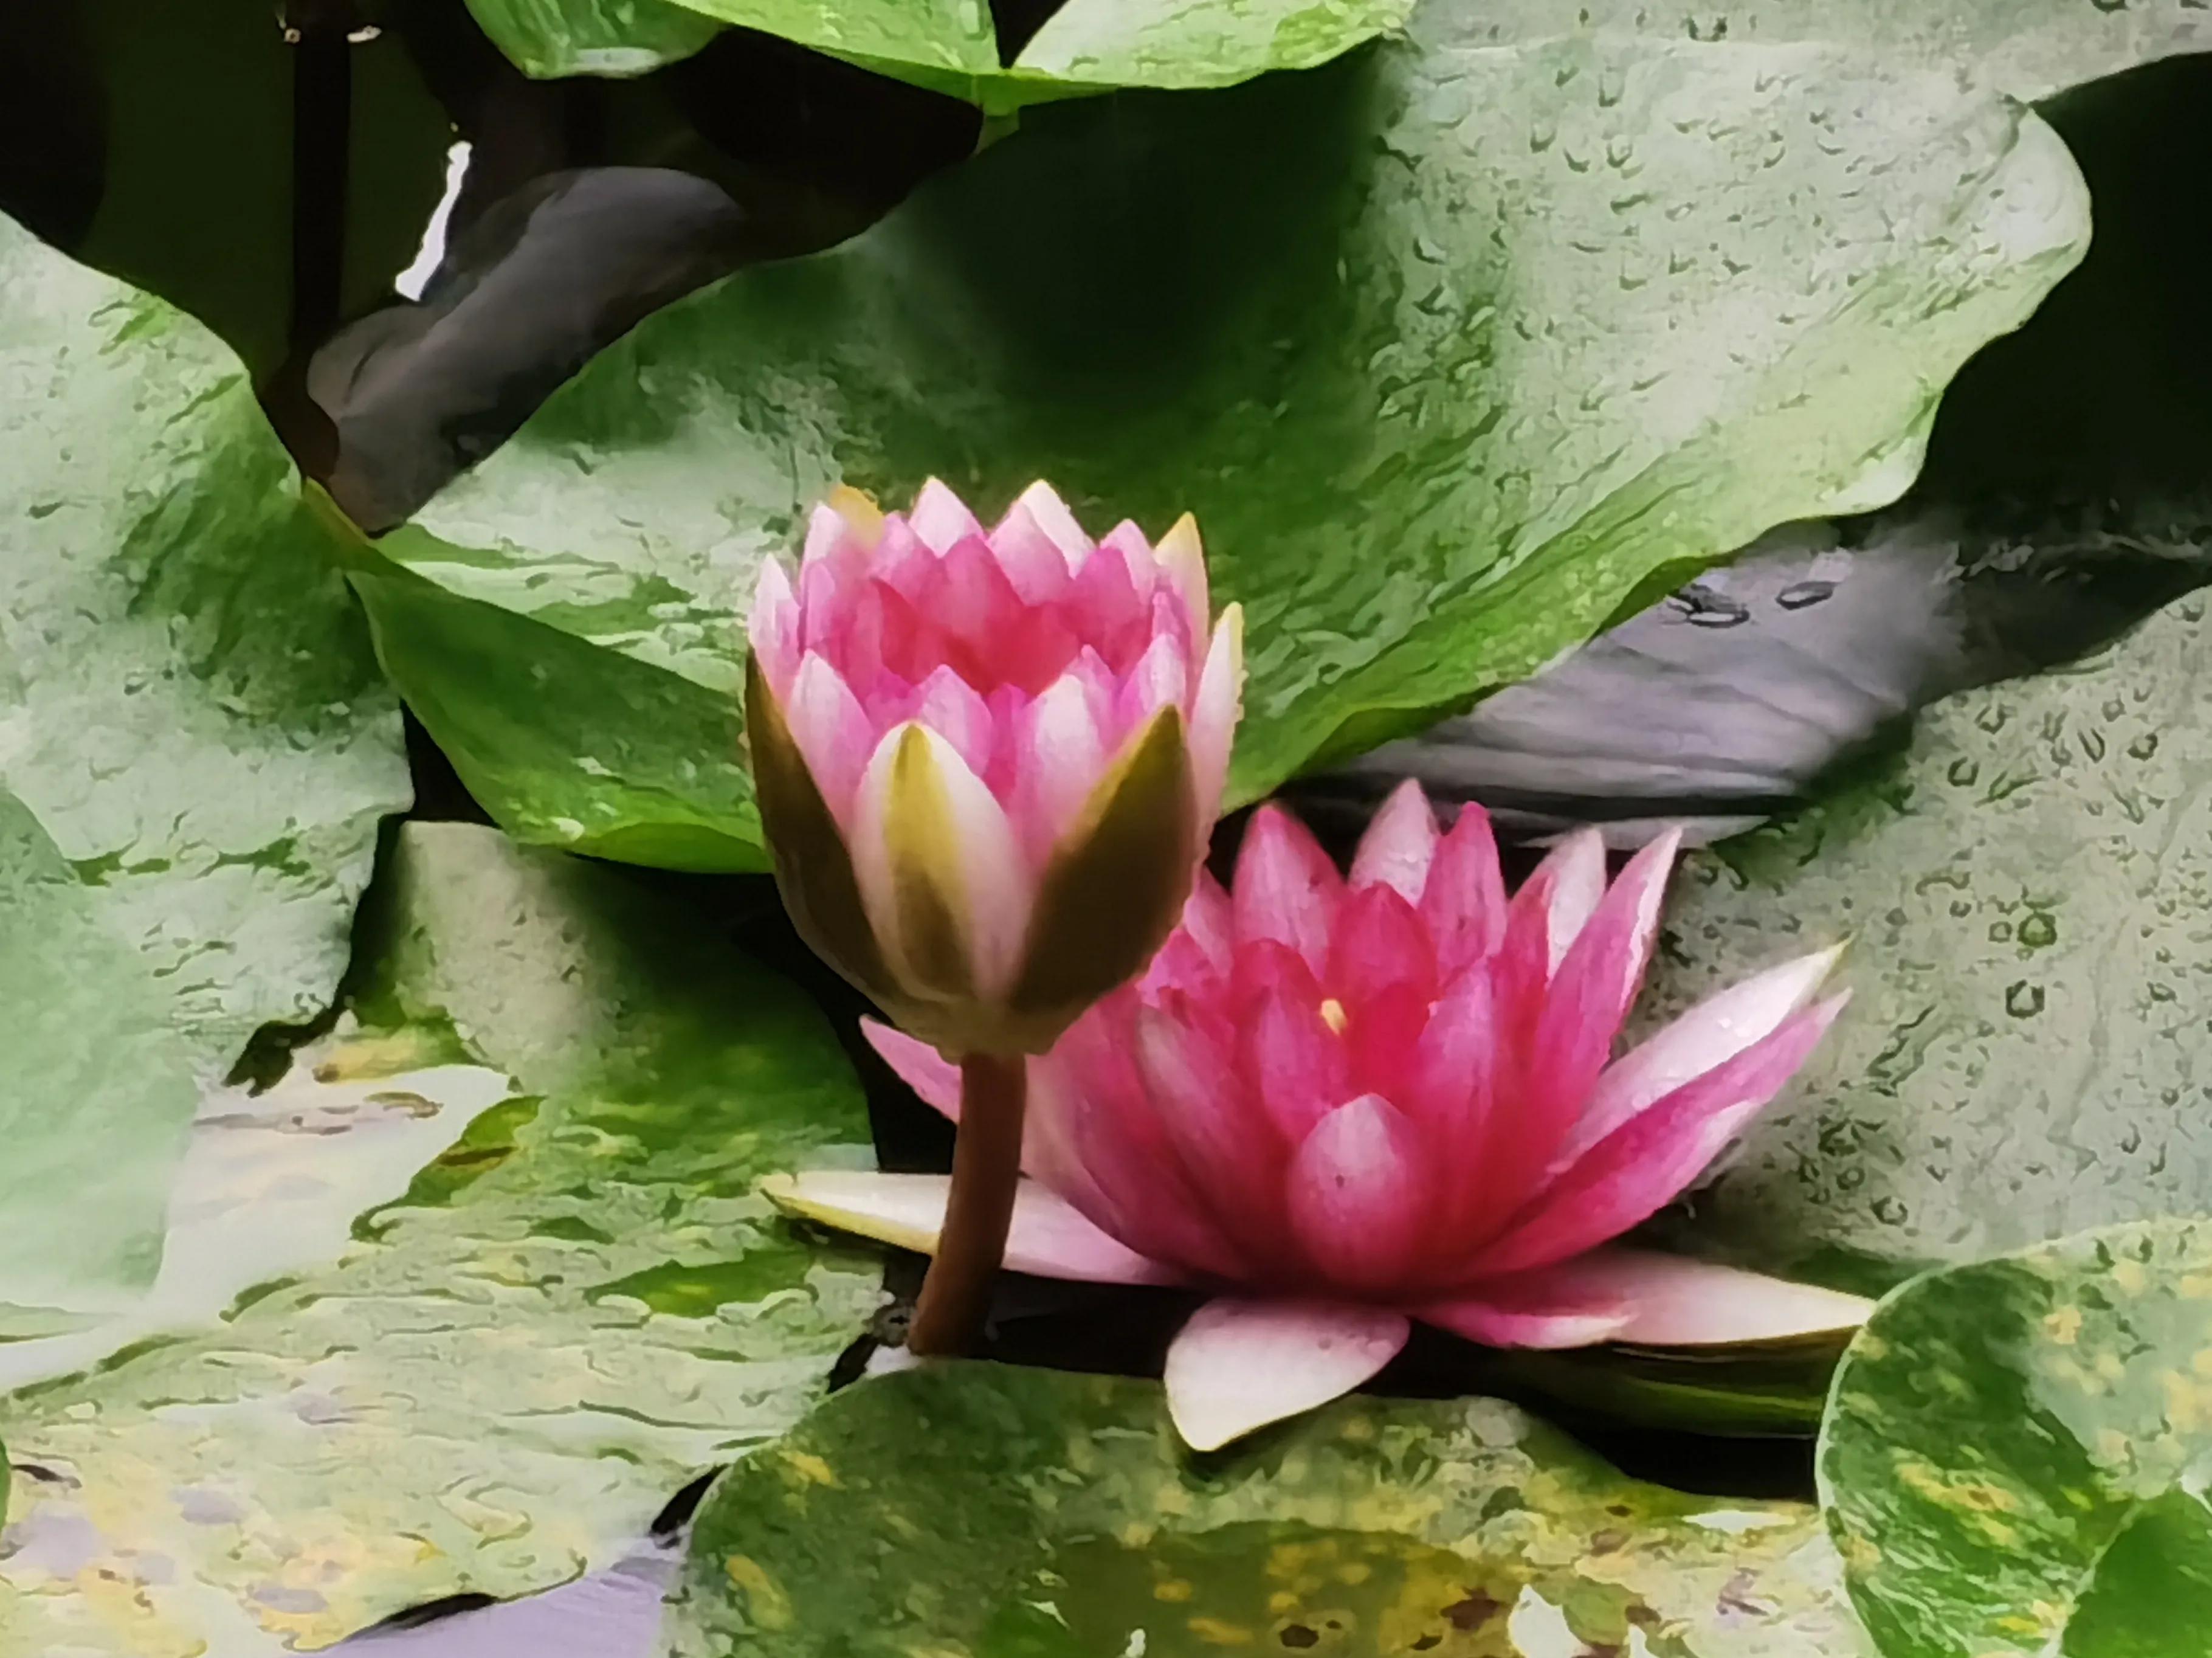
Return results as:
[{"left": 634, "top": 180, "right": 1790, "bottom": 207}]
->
[
  {"left": 1153, "top": 511, "right": 1209, "bottom": 640},
  {"left": 747, "top": 559, "right": 802, "bottom": 699},
  {"left": 1349, "top": 779, "right": 1440, "bottom": 902},
  {"left": 1562, "top": 944, "right": 1846, "bottom": 1165},
  {"left": 782, "top": 652, "right": 875, "bottom": 824},
  {"left": 1532, "top": 827, "right": 1609, "bottom": 971},
  {"left": 988, "top": 502, "right": 1077, "bottom": 604},
  {"left": 859, "top": 1018, "right": 961, "bottom": 1115},
  {"left": 910, "top": 477, "right": 982, "bottom": 553},
  {"left": 760, "top": 1171, "right": 1180, "bottom": 1286},
  {"left": 1188, "top": 604, "right": 1244, "bottom": 832},
  {"left": 1165, "top": 1299, "right": 1410, "bottom": 1451},
  {"left": 1014, "top": 671, "right": 1109, "bottom": 864},
  {"left": 1518, "top": 1249, "right": 1873, "bottom": 1346},
  {"left": 1013, "top": 480, "right": 1094, "bottom": 567}
]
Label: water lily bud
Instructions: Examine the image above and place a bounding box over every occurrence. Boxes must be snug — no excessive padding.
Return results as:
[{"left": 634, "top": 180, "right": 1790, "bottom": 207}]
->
[{"left": 746, "top": 478, "right": 1244, "bottom": 1055}]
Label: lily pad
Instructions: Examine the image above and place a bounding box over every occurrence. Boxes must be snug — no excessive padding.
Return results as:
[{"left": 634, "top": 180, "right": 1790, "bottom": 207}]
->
[
  {"left": 1821, "top": 1218, "right": 2212, "bottom": 1657},
  {"left": 463, "top": 0, "right": 1413, "bottom": 111},
  {"left": 0, "top": 825, "right": 878, "bottom": 1653},
  {"left": 1639, "top": 586, "right": 2212, "bottom": 1282},
  {"left": 371, "top": 10, "right": 2089, "bottom": 868},
  {"left": 0, "top": 789, "right": 197, "bottom": 1329},
  {"left": 1, "top": 209, "right": 412, "bottom": 1078},
  {"left": 1455, "top": 1, "right": 2212, "bottom": 103},
  {"left": 666, "top": 1362, "right": 1865, "bottom": 1656}
]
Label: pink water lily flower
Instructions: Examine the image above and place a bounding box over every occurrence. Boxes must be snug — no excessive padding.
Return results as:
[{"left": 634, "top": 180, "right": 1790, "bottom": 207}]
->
[
  {"left": 768, "top": 782, "right": 1867, "bottom": 1448},
  {"left": 748, "top": 480, "right": 1242, "bottom": 1057}
]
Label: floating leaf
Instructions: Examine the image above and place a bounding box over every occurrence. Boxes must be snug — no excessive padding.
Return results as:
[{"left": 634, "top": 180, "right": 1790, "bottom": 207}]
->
[
  {"left": 1821, "top": 1218, "right": 2212, "bottom": 1657},
  {"left": 1, "top": 209, "right": 412, "bottom": 1077},
  {"left": 463, "top": 0, "right": 1413, "bottom": 110},
  {"left": 1455, "top": 1, "right": 2212, "bottom": 103},
  {"left": 1639, "top": 587, "right": 2212, "bottom": 1282},
  {"left": 0, "top": 826, "right": 878, "bottom": 1653},
  {"left": 368, "top": 13, "right": 2089, "bottom": 868},
  {"left": 665, "top": 1362, "right": 1864, "bottom": 1655}
]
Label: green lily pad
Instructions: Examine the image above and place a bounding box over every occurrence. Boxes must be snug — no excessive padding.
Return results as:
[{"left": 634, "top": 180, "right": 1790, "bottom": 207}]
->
[
  {"left": 1820, "top": 1218, "right": 2212, "bottom": 1657},
  {"left": 1639, "top": 587, "right": 2212, "bottom": 1281},
  {"left": 0, "top": 825, "right": 878, "bottom": 1653},
  {"left": 666, "top": 1362, "right": 1865, "bottom": 1656},
  {"left": 0, "top": 790, "right": 196, "bottom": 1329},
  {"left": 1, "top": 209, "right": 412, "bottom": 1078},
  {"left": 1456, "top": 2, "right": 2212, "bottom": 104},
  {"left": 371, "top": 11, "right": 2088, "bottom": 868},
  {"left": 463, "top": 0, "right": 1412, "bottom": 109}
]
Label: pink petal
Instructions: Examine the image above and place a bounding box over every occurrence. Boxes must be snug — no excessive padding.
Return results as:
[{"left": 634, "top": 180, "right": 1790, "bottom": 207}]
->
[
  {"left": 1286, "top": 1093, "right": 1433, "bottom": 1294},
  {"left": 905, "top": 664, "right": 997, "bottom": 784},
  {"left": 1135, "top": 998, "right": 1284, "bottom": 1251},
  {"left": 1349, "top": 779, "right": 1439, "bottom": 903},
  {"left": 1153, "top": 513, "right": 1209, "bottom": 644},
  {"left": 1180, "top": 868, "right": 1235, "bottom": 974},
  {"left": 781, "top": 652, "right": 875, "bottom": 825},
  {"left": 1470, "top": 994, "right": 1848, "bottom": 1277},
  {"left": 1420, "top": 800, "right": 1509, "bottom": 976},
  {"left": 1561, "top": 944, "right": 1845, "bottom": 1167},
  {"left": 859, "top": 1018, "right": 960, "bottom": 1115},
  {"left": 1511, "top": 827, "right": 1610, "bottom": 975},
  {"left": 1114, "top": 623, "right": 1190, "bottom": 745},
  {"left": 987, "top": 502, "right": 1077, "bottom": 606},
  {"left": 1326, "top": 884, "right": 1437, "bottom": 1014},
  {"left": 1241, "top": 975, "right": 1349, "bottom": 1143},
  {"left": 758, "top": 1171, "right": 1181, "bottom": 1287},
  {"left": 1066, "top": 534, "right": 1151, "bottom": 670},
  {"left": 864, "top": 516, "right": 936, "bottom": 603},
  {"left": 926, "top": 535, "right": 1029, "bottom": 669},
  {"left": 1342, "top": 981, "right": 1430, "bottom": 1109},
  {"left": 1164, "top": 1298, "right": 1410, "bottom": 1451},
  {"left": 1011, "top": 671, "right": 1109, "bottom": 864},
  {"left": 848, "top": 722, "right": 1035, "bottom": 999},
  {"left": 1515, "top": 829, "right": 1681, "bottom": 1161},
  {"left": 801, "top": 499, "right": 871, "bottom": 573},
  {"left": 1187, "top": 606, "right": 1244, "bottom": 834},
  {"left": 1010, "top": 480, "right": 1094, "bottom": 567},
  {"left": 747, "top": 559, "right": 802, "bottom": 700},
  {"left": 1099, "top": 520, "right": 1160, "bottom": 597},
  {"left": 1417, "top": 1277, "right": 1635, "bottom": 1349},
  {"left": 1232, "top": 804, "right": 1343, "bottom": 975},
  {"left": 1403, "top": 968, "right": 1498, "bottom": 1232},
  {"left": 1467, "top": 1249, "right": 1874, "bottom": 1346},
  {"left": 909, "top": 477, "right": 982, "bottom": 553}
]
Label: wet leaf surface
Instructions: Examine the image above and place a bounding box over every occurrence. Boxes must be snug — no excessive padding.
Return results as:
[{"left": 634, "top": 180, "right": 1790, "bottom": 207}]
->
[
  {"left": 1821, "top": 1218, "right": 2212, "bottom": 1657},
  {"left": 463, "top": 0, "right": 1413, "bottom": 111},
  {"left": 0, "top": 209, "right": 412, "bottom": 1079},
  {"left": 666, "top": 1362, "right": 1865, "bottom": 1656},
  {"left": 1639, "top": 587, "right": 2212, "bottom": 1281},
  {"left": 0, "top": 826, "right": 878, "bottom": 1653},
  {"left": 371, "top": 7, "right": 2087, "bottom": 866}
]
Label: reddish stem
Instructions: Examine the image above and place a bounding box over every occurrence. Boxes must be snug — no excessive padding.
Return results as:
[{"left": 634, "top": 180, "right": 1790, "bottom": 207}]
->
[{"left": 905, "top": 1052, "right": 1027, "bottom": 1356}]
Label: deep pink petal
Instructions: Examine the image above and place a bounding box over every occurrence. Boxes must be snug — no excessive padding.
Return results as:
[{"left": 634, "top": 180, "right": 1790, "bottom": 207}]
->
[
  {"left": 1066, "top": 535, "right": 1151, "bottom": 670},
  {"left": 1135, "top": 998, "right": 1286, "bottom": 1251},
  {"left": 908, "top": 477, "right": 982, "bottom": 552},
  {"left": 1403, "top": 967, "right": 1499, "bottom": 1240},
  {"left": 1241, "top": 977, "right": 1349, "bottom": 1143},
  {"left": 1165, "top": 1298, "right": 1410, "bottom": 1450},
  {"left": 1561, "top": 944, "right": 1845, "bottom": 1168},
  {"left": 1286, "top": 1093, "right": 1433, "bottom": 1294},
  {"left": 1349, "top": 779, "right": 1439, "bottom": 903},
  {"left": 1420, "top": 801, "right": 1509, "bottom": 975},
  {"left": 781, "top": 652, "right": 875, "bottom": 825},
  {"left": 1326, "top": 884, "right": 1436, "bottom": 1014},
  {"left": 1232, "top": 805, "right": 1343, "bottom": 975},
  {"left": 1342, "top": 981, "right": 1430, "bottom": 1109},
  {"left": 1470, "top": 994, "right": 1848, "bottom": 1277}
]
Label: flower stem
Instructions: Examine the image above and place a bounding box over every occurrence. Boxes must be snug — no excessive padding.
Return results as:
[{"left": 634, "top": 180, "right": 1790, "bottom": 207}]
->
[{"left": 906, "top": 1052, "right": 1027, "bottom": 1356}]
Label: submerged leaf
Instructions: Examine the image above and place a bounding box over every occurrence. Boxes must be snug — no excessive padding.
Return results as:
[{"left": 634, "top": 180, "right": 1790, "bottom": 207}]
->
[
  {"left": 1821, "top": 1218, "right": 2212, "bottom": 1657},
  {"left": 0, "top": 827, "right": 877, "bottom": 1653},
  {"left": 666, "top": 1363, "right": 1866, "bottom": 1654},
  {"left": 378, "top": 13, "right": 2088, "bottom": 868}
]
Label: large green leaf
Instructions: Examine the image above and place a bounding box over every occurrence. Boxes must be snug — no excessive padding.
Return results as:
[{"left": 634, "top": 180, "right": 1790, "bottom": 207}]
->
[
  {"left": 1, "top": 210, "right": 411, "bottom": 1077},
  {"left": 665, "top": 1363, "right": 1866, "bottom": 1655},
  {"left": 1639, "top": 587, "right": 2212, "bottom": 1285},
  {"left": 463, "top": 0, "right": 1413, "bottom": 110},
  {"left": 370, "top": 10, "right": 2088, "bottom": 868},
  {"left": 0, "top": 825, "right": 878, "bottom": 1653},
  {"left": 1458, "top": 2, "right": 2212, "bottom": 103},
  {"left": 0, "top": 790, "right": 196, "bottom": 1329},
  {"left": 1820, "top": 1218, "right": 2212, "bottom": 1657}
]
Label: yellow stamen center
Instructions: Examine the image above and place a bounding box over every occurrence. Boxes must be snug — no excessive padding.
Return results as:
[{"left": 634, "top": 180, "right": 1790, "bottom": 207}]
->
[{"left": 1318, "top": 998, "right": 1348, "bottom": 1035}]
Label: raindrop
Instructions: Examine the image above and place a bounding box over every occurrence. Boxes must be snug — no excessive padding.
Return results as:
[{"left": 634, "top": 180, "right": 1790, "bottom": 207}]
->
[
  {"left": 2018, "top": 913, "right": 2058, "bottom": 950},
  {"left": 1775, "top": 579, "right": 1835, "bottom": 610},
  {"left": 1673, "top": 584, "right": 1750, "bottom": 629},
  {"left": 2128, "top": 733, "right": 2160, "bottom": 761},
  {"left": 2004, "top": 981, "right": 2046, "bottom": 1018},
  {"left": 1947, "top": 759, "right": 1980, "bottom": 788}
]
